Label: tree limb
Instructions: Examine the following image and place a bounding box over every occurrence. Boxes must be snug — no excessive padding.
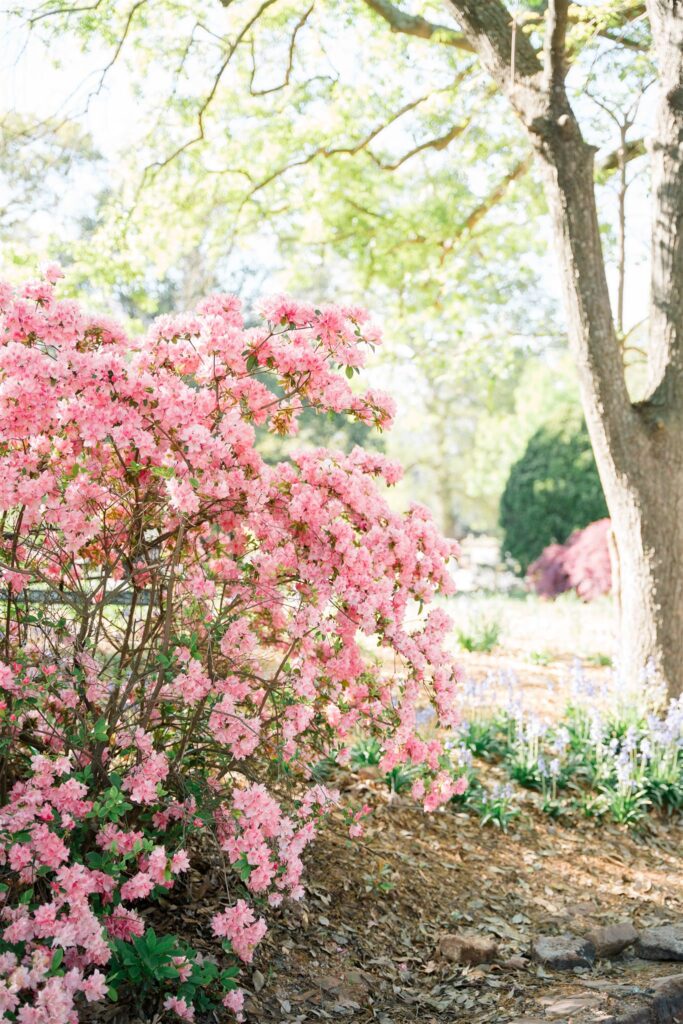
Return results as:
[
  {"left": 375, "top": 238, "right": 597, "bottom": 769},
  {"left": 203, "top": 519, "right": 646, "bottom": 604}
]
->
[
  {"left": 88, "top": 0, "right": 148, "bottom": 102},
  {"left": 360, "top": 0, "right": 474, "bottom": 52},
  {"left": 446, "top": 0, "right": 635, "bottom": 474},
  {"left": 458, "top": 154, "right": 532, "bottom": 235},
  {"left": 644, "top": 0, "right": 683, "bottom": 404},
  {"left": 598, "top": 137, "right": 645, "bottom": 176},
  {"left": 370, "top": 120, "right": 467, "bottom": 170},
  {"left": 445, "top": 0, "right": 542, "bottom": 95},
  {"left": 149, "top": 0, "right": 279, "bottom": 174},
  {"left": 543, "top": 0, "right": 569, "bottom": 92},
  {"left": 248, "top": 3, "right": 313, "bottom": 96},
  {"left": 242, "top": 76, "right": 469, "bottom": 202}
]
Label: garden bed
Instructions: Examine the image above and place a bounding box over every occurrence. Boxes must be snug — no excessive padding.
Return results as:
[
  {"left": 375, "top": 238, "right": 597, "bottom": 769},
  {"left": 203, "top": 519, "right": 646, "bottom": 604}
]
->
[{"left": 103, "top": 772, "right": 683, "bottom": 1023}]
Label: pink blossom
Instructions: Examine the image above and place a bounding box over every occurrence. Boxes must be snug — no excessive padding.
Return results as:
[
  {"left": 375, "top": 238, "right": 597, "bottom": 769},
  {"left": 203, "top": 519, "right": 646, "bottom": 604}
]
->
[
  {"left": 212, "top": 900, "right": 267, "bottom": 962},
  {"left": 164, "top": 995, "right": 195, "bottom": 1021},
  {"left": 82, "top": 971, "right": 107, "bottom": 1003},
  {"left": 223, "top": 989, "right": 245, "bottom": 1021}
]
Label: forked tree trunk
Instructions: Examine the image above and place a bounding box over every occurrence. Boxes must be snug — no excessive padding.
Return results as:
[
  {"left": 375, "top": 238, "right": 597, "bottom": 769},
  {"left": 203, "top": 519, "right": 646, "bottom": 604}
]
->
[{"left": 446, "top": 0, "right": 683, "bottom": 697}]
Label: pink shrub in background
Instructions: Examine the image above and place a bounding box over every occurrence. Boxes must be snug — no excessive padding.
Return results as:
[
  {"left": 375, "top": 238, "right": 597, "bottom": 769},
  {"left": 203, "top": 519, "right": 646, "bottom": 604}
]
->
[
  {"left": 0, "top": 269, "right": 463, "bottom": 1021},
  {"left": 527, "top": 518, "right": 612, "bottom": 601}
]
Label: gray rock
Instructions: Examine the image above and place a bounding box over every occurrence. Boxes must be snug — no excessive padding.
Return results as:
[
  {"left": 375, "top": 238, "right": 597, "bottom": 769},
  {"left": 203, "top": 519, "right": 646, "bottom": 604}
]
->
[
  {"left": 635, "top": 924, "right": 683, "bottom": 962},
  {"left": 584, "top": 921, "right": 639, "bottom": 958},
  {"left": 531, "top": 934, "right": 596, "bottom": 970},
  {"left": 602, "top": 972, "right": 683, "bottom": 1023},
  {"left": 651, "top": 973, "right": 683, "bottom": 991},
  {"left": 650, "top": 975, "right": 683, "bottom": 1022}
]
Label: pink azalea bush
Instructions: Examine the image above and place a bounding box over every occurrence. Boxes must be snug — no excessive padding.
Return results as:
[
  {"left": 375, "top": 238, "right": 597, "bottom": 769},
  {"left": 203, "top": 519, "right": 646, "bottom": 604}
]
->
[
  {"left": 527, "top": 518, "right": 612, "bottom": 601},
  {"left": 0, "top": 268, "right": 462, "bottom": 1022}
]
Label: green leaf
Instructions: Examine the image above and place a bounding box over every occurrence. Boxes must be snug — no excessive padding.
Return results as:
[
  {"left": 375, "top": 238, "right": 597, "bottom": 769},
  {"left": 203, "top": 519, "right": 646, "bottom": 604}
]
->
[{"left": 93, "top": 717, "right": 109, "bottom": 742}]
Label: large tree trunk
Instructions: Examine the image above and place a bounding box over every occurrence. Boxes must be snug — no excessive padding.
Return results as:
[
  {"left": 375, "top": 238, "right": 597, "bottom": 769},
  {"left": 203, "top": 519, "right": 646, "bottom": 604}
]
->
[
  {"left": 445, "top": 0, "right": 683, "bottom": 697},
  {"left": 537, "top": 128, "right": 683, "bottom": 698},
  {"left": 610, "top": 468, "right": 683, "bottom": 697}
]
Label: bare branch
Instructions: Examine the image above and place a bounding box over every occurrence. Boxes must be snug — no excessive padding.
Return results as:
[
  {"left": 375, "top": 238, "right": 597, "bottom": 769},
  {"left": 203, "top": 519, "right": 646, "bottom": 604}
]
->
[
  {"left": 88, "top": 0, "right": 148, "bottom": 102},
  {"left": 249, "top": 3, "right": 314, "bottom": 96},
  {"left": 373, "top": 120, "right": 468, "bottom": 170},
  {"left": 458, "top": 154, "right": 532, "bottom": 235},
  {"left": 243, "top": 88, "right": 451, "bottom": 203},
  {"left": 148, "top": 0, "right": 279, "bottom": 174},
  {"left": 25, "top": 1, "right": 102, "bottom": 25}
]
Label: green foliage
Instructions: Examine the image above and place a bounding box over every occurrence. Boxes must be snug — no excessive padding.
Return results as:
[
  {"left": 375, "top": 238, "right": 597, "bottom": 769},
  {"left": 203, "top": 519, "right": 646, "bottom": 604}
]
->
[
  {"left": 529, "top": 649, "right": 552, "bottom": 666},
  {"left": 603, "top": 786, "right": 651, "bottom": 827},
  {"left": 499, "top": 408, "right": 608, "bottom": 572},
  {"left": 423, "top": 673, "right": 683, "bottom": 832},
  {"left": 473, "top": 784, "right": 520, "bottom": 832},
  {"left": 458, "top": 720, "right": 502, "bottom": 760},
  {"left": 108, "top": 929, "right": 237, "bottom": 1014},
  {"left": 350, "top": 737, "right": 383, "bottom": 769},
  {"left": 385, "top": 762, "right": 422, "bottom": 794},
  {"left": 109, "top": 930, "right": 183, "bottom": 997},
  {"left": 585, "top": 652, "right": 613, "bottom": 668},
  {"left": 363, "top": 863, "right": 395, "bottom": 895},
  {"left": 456, "top": 616, "right": 502, "bottom": 654}
]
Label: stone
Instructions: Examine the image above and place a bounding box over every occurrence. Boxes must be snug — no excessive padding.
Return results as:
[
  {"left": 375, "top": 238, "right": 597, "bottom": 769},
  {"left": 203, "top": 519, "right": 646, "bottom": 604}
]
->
[
  {"left": 531, "top": 934, "right": 596, "bottom": 970},
  {"left": 314, "top": 971, "right": 370, "bottom": 1009},
  {"left": 503, "top": 955, "right": 529, "bottom": 970},
  {"left": 567, "top": 901, "right": 601, "bottom": 917},
  {"left": 651, "top": 973, "right": 683, "bottom": 1020},
  {"left": 438, "top": 931, "right": 499, "bottom": 965},
  {"left": 651, "top": 973, "right": 683, "bottom": 991},
  {"left": 539, "top": 993, "right": 602, "bottom": 1018},
  {"left": 635, "top": 924, "right": 683, "bottom": 962},
  {"left": 583, "top": 922, "right": 639, "bottom": 958},
  {"left": 602, "top": 973, "right": 683, "bottom": 1023}
]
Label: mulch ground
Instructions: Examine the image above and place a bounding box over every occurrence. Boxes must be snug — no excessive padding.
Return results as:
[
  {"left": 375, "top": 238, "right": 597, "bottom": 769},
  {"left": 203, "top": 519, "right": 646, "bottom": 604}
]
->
[
  {"left": 94, "top": 652, "right": 683, "bottom": 1024},
  {"left": 241, "top": 778, "right": 683, "bottom": 1024},
  {"left": 96, "top": 766, "right": 683, "bottom": 1024}
]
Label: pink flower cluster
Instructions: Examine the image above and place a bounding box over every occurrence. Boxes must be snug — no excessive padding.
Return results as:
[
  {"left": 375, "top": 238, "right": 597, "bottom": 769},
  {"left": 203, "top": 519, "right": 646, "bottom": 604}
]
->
[{"left": 0, "top": 270, "right": 462, "bottom": 1020}]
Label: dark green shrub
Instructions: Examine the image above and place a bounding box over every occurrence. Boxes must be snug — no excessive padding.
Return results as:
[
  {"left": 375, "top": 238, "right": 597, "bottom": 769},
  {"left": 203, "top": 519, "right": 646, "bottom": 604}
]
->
[{"left": 499, "top": 409, "right": 608, "bottom": 572}]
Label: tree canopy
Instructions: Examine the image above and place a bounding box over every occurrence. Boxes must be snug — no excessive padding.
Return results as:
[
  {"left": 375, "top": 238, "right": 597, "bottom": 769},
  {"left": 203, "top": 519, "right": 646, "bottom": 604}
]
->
[{"left": 0, "top": 0, "right": 653, "bottom": 535}]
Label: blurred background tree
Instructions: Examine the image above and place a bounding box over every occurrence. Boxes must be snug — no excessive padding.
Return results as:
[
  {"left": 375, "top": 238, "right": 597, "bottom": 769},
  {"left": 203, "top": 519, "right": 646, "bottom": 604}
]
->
[{"left": 500, "top": 408, "right": 608, "bottom": 573}]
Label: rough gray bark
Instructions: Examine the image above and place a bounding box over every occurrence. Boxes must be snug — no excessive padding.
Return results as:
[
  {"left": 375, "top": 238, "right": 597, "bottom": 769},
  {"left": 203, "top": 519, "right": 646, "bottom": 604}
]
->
[
  {"left": 444, "top": 0, "right": 683, "bottom": 696},
  {"left": 647, "top": 0, "right": 683, "bottom": 403}
]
